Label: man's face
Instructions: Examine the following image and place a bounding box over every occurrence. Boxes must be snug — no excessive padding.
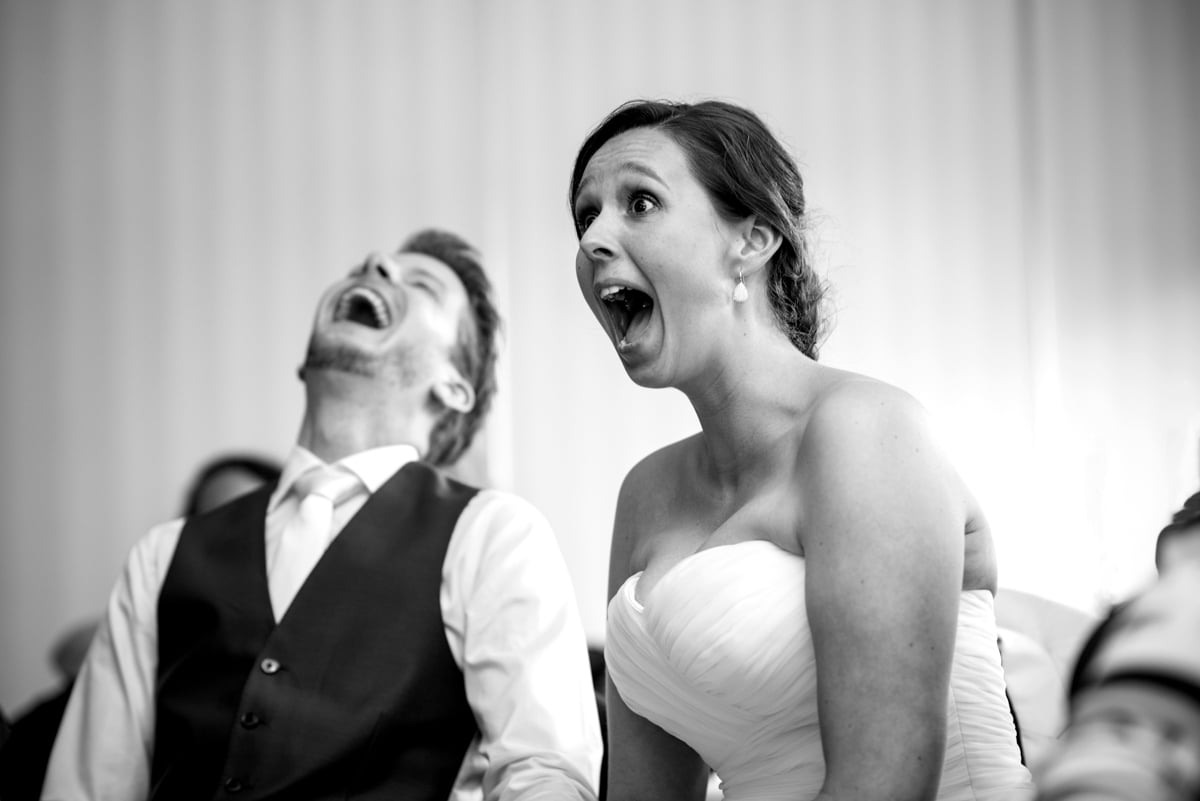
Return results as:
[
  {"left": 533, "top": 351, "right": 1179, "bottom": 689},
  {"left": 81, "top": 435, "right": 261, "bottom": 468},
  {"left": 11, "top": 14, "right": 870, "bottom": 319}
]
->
[{"left": 302, "top": 250, "right": 473, "bottom": 400}]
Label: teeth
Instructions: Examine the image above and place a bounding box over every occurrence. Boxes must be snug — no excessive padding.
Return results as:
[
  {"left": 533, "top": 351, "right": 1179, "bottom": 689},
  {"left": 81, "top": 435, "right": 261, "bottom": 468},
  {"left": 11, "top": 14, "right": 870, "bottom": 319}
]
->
[
  {"left": 599, "top": 285, "right": 627, "bottom": 300},
  {"left": 336, "top": 286, "right": 390, "bottom": 328}
]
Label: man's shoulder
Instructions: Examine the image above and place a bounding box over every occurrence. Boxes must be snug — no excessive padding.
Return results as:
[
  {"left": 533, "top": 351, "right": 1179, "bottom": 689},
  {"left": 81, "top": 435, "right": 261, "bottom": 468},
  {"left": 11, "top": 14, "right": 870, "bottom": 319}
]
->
[
  {"left": 133, "top": 516, "right": 188, "bottom": 564},
  {"left": 462, "top": 486, "right": 549, "bottom": 531},
  {"left": 406, "top": 460, "right": 485, "bottom": 498},
  {"left": 443, "top": 487, "right": 567, "bottom": 596}
]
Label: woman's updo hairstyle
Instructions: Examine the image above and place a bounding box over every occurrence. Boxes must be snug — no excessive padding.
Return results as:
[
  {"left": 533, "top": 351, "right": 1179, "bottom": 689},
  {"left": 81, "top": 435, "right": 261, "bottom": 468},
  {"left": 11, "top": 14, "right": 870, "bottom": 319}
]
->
[{"left": 569, "top": 99, "right": 827, "bottom": 359}]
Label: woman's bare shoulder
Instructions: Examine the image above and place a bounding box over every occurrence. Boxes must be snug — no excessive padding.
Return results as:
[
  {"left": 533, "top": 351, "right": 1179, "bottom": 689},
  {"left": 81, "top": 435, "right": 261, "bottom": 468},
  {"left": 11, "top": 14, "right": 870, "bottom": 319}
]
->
[
  {"left": 610, "top": 434, "right": 702, "bottom": 581},
  {"left": 619, "top": 434, "right": 700, "bottom": 503},
  {"left": 795, "top": 373, "right": 965, "bottom": 536},
  {"left": 800, "top": 373, "right": 933, "bottom": 457},
  {"left": 800, "top": 372, "right": 992, "bottom": 587},
  {"left": 815, "top": 370, "right": 922, "bottom": 408}
]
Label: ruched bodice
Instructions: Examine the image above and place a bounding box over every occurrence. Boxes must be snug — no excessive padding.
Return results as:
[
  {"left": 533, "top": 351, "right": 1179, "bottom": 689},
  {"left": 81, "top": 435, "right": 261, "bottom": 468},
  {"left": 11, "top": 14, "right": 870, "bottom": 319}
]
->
[{"left": 606, "top": 540, "right": 1034, "bottom": 800}]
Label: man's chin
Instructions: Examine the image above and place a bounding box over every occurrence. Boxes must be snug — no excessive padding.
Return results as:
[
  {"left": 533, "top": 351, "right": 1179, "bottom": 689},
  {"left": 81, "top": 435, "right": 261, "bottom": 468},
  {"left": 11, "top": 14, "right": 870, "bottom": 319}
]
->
[{"left": 299, "top": 346, "right": 376, "bottom": 381}]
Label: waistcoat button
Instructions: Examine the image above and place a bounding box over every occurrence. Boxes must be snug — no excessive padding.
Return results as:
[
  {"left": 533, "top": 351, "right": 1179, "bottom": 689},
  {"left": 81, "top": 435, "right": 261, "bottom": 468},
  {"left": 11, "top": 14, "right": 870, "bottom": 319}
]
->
[{"left": 260, "top": 657, "right": 280, "bottom": 674}]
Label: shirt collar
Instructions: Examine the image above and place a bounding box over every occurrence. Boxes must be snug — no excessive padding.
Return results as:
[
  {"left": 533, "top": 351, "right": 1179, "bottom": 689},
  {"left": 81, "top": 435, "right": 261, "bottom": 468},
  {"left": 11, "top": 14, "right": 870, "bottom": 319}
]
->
[{"left": 269, "top": 443, "right": 422, "bottom": 511}]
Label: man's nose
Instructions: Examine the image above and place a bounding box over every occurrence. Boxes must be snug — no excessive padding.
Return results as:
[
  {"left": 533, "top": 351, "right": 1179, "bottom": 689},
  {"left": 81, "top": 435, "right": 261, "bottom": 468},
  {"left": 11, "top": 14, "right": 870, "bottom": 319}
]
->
[{"left": 359, "top": 251, "right": 398, "bottom": 282}]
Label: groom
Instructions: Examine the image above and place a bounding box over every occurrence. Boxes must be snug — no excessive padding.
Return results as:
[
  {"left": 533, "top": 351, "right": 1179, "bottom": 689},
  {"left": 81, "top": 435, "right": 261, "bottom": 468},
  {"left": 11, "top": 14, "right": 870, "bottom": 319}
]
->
[{"left": 43, "top": 229, "right": 602, "bottom": 800}]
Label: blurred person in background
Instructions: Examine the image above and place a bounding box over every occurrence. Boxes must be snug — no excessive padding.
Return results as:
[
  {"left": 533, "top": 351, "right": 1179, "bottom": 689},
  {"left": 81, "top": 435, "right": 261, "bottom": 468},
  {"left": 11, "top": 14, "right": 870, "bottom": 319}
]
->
[
  {"left": 1034, "top": 489, "right": 1200, "bottom": 801},
  {"left": 181, "top": 453, "right": 284, "bottom": 519},
  {"left": 570, "top": 98, "right": 1031, "bottom": 801},
  {"left": 0, "top": 453, "right": 280, "bottom": 800},
  {"left": 1154, "top": 489, "right": 1200, "bottom": 575},
  {"left": 0, "top": 621, "right": 95, "bottom": 800},
  {"left": 43, "top": 229, "right": 601, "bottom": 801}
]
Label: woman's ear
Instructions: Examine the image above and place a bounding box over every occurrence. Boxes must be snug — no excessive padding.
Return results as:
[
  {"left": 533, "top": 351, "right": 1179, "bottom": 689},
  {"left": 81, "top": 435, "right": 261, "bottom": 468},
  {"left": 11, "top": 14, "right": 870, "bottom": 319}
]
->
[
  {"left": 738, "top": 217, "right": 783, "bottom": 272},
  {"left": 431, "top": 369, "right": 476, "bottom": 414}
]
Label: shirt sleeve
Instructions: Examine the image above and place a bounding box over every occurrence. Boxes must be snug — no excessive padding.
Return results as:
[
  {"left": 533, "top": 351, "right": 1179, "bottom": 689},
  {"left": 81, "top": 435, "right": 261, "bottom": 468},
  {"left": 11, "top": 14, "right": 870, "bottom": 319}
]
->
[
  {"left": 442, "top": 490, "right": 602, "bottom": 801},
  {"left": 41, "top": 520, "right": 182, "bottom": 801}
]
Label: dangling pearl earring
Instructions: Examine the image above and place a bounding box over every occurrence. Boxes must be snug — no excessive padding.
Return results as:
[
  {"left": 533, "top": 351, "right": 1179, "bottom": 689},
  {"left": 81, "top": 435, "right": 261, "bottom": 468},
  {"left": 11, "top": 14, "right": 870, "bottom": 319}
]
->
[{"left": 733, "top": 269, "right": 748, "bottom": 303}]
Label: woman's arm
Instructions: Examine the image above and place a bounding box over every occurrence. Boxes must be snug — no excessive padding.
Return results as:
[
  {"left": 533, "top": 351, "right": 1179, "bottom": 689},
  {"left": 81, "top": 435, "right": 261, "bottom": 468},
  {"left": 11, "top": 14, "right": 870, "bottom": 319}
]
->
[
  {"left": 799, "top": 381, "right": 964, "bottom": 801},
  {"left": 603, "top": 455, "right": 711, "bottom": 801},
  {"left": 604, "top": 674, "right": 710, "bottom": 801}
]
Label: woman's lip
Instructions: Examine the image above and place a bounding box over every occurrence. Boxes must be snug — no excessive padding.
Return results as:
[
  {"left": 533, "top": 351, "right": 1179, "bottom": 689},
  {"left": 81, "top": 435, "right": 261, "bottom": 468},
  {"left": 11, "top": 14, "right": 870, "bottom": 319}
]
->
[{"left": 615, "top": 314, "right": 653, "bottom": 354}]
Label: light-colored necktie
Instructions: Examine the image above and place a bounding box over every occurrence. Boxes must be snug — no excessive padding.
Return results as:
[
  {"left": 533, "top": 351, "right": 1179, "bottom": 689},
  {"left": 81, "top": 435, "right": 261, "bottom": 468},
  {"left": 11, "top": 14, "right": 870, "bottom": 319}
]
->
[{"left": 270, "top": 464, "right": 363, "bottom": 619}]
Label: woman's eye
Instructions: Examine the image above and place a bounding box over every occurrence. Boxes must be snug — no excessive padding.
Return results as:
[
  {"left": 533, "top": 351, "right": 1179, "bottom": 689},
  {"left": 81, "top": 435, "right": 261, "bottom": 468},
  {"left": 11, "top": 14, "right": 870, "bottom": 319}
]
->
[
  {"left": 575, "top": 209, "right": 598, "bottom": 232},
  {"left": 629, "top": 194, "right": 657, "bottom": 215}
]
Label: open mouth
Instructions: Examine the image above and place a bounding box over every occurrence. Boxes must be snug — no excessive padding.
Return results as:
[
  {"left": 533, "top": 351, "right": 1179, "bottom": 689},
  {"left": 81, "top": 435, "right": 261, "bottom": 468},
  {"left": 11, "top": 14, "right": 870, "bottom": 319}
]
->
[
  {"left": 333, "top": 286, "right": 391, "bottom": 330},
  {"left": 598, "top": 285, "right": 654, "bottom": 345}
]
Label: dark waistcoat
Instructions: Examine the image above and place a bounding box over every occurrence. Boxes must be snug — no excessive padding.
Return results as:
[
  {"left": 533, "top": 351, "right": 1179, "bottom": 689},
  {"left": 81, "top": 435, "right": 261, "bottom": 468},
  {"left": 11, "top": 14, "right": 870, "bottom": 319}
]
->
[{"left": 152, "top": 461, "right": 480, "bottom": 800}]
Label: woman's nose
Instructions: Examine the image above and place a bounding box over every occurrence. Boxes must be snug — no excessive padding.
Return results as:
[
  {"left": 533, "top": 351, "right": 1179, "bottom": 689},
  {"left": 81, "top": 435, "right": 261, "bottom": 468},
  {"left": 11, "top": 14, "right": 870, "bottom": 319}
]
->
[{"left": 579, "top": 217, "right": 616, "bottom": 262}]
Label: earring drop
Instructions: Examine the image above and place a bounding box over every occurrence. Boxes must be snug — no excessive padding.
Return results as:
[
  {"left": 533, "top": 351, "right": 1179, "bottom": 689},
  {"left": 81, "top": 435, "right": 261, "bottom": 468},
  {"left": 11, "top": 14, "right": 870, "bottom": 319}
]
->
[{"left": 733, "top": 270, "right": 748, "bottom": 303}]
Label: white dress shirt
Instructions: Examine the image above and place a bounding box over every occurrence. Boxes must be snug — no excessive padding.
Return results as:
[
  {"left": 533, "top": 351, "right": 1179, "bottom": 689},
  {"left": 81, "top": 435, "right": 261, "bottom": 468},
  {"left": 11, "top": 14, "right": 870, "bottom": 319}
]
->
[{"left": 43, "top": 445, "right": 601, "bottom": 801}]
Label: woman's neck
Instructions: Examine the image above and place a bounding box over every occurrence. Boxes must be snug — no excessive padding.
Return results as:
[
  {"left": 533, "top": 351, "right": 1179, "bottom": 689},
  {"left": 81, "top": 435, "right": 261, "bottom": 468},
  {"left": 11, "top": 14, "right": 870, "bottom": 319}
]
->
[{"left": 683, "top": 334, "right": 826, "bottom": 491}]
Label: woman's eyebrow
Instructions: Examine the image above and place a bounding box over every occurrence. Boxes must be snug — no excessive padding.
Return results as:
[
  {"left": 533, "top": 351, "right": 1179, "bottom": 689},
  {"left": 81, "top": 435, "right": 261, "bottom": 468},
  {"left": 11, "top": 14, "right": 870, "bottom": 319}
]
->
[
  {"left": 617, "top": 161, "right": 666, "bottom": 185},
  {"left": 575, "top": 160, "right": 666, "bottom": 207}
]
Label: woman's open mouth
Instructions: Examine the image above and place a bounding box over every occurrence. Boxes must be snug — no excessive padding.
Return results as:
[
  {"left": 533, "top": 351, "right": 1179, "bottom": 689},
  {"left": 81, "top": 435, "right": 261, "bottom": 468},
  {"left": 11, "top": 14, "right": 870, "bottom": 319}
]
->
[{"left": 598, "top": 285, "right": 654, "bottom": 347}]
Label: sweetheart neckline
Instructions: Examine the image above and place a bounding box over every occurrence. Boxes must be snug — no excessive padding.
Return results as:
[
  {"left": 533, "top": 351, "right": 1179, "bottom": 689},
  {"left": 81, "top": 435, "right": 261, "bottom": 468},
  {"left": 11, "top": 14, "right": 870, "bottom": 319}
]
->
[
  {"left": 628, "top": 539, "right": 799, "bottom": 611},
  {"left": 620, "top": 540, "right": 996, "bottom": 615}
]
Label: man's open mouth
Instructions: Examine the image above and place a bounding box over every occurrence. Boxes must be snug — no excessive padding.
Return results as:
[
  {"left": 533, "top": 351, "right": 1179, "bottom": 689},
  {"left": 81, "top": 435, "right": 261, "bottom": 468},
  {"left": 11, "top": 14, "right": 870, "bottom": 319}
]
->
[
  {"left": 334, "top": 286, "right": 391, "bottom": 330},
  {"left": 598, "top": 285, "right": 654, "bottom": 344}
]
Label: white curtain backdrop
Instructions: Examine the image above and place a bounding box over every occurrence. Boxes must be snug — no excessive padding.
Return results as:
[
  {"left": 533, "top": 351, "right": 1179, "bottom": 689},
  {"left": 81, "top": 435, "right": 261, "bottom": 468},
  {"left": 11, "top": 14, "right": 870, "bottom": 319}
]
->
[{"left": 2, "top": 0, "right": 1198, "bottom": 712}]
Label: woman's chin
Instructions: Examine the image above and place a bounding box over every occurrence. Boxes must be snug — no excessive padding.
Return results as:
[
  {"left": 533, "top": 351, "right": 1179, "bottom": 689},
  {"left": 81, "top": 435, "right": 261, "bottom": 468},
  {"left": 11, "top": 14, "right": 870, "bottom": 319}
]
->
[
  {"left": 618, "top": 348, "right": 673, "bottom": 389},
  {"left": 613, "top": 321, "right": 672, "bottom": 385}
]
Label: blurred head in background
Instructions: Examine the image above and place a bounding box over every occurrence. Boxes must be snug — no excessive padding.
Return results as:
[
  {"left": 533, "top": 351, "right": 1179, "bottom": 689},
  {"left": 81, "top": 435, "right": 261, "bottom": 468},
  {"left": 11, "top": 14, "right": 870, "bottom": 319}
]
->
[
  {"left": 1155, "top": 490, "right": 1200, "bottom": 574},
  {"left": 1036, "top": 496, "right": 1200, "bottom": 801},
  {"left": 182, "top": 453, "right": 283, "bottom": 517}
]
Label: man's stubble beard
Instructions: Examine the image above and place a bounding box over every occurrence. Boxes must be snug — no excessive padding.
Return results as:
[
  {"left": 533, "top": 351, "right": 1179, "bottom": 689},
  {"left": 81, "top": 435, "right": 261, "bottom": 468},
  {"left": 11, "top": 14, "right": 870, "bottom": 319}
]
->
[
  {"left": 298, "top": 337, "right": 425, "bottom": 387},
  {"left": 299, "top": 340, "right": 376, "bottom": 380}
]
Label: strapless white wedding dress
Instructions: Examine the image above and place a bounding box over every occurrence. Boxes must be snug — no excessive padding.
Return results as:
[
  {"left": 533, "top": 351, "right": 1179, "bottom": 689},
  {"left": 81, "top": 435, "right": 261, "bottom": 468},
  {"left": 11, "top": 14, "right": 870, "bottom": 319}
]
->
[{"left": 606, "top": 540, "right": 1035, "bottom": 800}]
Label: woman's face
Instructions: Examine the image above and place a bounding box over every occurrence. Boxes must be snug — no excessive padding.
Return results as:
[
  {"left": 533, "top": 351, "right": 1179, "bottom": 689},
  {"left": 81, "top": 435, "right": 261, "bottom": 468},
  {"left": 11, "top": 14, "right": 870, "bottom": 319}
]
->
[{"left": 573, "top": 127, "right": 741, "bottom": 388}]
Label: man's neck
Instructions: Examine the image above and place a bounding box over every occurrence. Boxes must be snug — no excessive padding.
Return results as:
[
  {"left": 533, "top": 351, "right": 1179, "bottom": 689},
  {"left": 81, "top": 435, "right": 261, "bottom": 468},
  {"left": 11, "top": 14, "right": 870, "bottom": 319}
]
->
[{"left": 297, "top": 392, "right": 429, "bottom": 464}]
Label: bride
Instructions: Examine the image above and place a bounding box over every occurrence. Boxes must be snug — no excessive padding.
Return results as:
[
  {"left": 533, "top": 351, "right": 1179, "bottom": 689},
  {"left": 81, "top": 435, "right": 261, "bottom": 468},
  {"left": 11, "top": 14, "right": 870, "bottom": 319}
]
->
[{"left": 570, "top": 98, "right": 1034, "bottom": 801}]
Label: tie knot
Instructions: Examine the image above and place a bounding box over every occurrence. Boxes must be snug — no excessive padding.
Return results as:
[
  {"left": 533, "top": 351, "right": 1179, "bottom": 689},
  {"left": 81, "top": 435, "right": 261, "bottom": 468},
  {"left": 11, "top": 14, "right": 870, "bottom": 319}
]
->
[{"left": 292, "top": 464, "right": 362, "bottom": 506}]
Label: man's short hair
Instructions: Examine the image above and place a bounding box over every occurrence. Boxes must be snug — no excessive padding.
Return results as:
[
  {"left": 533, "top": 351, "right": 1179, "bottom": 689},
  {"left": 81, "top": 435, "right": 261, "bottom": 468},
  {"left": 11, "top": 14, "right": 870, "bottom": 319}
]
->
[{"left": 399, "top": 229, "right": 501, "bottom": 467}]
